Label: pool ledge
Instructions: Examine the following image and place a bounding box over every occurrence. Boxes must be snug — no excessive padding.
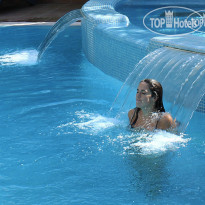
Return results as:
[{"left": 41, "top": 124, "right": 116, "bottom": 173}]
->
[
  {"left": 0, "top": 22, "right": 81, "bottom": 27},
  {"left": 150, "top": 35, "right": 205, "bottom": 54}
]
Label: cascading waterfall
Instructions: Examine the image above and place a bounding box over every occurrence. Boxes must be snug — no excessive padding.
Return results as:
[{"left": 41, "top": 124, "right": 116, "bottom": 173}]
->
[
  {"left": 37, "top": 9, "right": 83, "bottom": 60},
  {"left": 112, "top": 47, "right": 205, "bottom": 132}
]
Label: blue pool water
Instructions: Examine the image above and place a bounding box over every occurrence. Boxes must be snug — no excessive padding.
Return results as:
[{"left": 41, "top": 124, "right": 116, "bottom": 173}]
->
[{"left": 0, "top": 25, "right": 205, "bottom": 204}]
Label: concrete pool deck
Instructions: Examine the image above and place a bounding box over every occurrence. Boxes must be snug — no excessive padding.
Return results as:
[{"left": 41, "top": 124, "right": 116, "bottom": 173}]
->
[{"left": 0, "top": 0, "right": 87, "bottom": 22}]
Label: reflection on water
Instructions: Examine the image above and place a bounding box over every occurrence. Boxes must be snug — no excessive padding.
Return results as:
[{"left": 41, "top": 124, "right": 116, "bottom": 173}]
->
[{"left": 128, "top": 153, "right": 170, "bottom": 199}]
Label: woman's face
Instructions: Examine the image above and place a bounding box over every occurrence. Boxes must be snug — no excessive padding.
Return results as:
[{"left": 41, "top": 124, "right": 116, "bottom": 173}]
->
[{"left": 136, "top": 82, "right": 155, "bottom": 109}]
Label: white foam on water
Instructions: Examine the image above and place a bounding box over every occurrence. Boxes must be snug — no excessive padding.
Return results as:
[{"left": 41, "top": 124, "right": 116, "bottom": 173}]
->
[
  {"left": 57, "top": 110, "right": 190, "bottom": 156},
  {"left": 0, "top": 49, "right": 38, "bottom": 66},
  {"left": 122, "top": 130, "right": 190, "bottom": 156},
  {"left": 74, "top": 110, "right": 118, "bottom": 132},
  {"left": 57, "top": 110, "right": 119, "bottom": 134}
]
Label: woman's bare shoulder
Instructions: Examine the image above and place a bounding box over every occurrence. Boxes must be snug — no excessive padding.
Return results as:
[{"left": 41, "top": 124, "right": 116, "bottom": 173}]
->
[{"left": 157, "top": 112, "right": 175, "bottom": 130}]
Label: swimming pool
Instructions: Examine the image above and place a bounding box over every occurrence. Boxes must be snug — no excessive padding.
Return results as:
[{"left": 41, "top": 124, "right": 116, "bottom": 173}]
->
[{"left": 0, "top": 25, "right": 204, "bottom": 204}]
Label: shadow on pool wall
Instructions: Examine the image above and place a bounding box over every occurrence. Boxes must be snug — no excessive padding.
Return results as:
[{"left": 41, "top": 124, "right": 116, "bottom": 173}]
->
[{"left": 80, "top": 0, "right": 205, "bottom": 120}]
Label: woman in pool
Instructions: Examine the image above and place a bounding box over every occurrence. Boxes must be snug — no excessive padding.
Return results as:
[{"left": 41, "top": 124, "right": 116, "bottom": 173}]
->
[{"left": 128, "top": 79, "right": 175, "bottom": 131}]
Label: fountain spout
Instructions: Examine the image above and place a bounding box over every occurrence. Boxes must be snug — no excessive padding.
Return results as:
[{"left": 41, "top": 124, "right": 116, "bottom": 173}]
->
[{"left": 38, "top": 9, "right": 83, "bottom": 61}]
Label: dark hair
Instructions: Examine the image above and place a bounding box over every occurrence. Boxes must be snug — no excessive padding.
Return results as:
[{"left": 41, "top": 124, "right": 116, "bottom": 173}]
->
[{"left": 141, "top": 79, "right": 165, "bottom": 112}]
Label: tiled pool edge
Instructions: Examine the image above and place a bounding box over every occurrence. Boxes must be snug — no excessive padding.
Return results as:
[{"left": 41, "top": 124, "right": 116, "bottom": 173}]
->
[
  {"left": 81, "top": 0, "right": 150, "bottom": 81},
  {"left": 81, "top": 0, "right": 205, "bottom": 113},
  {"left": 0, "top": 22, "right": 81, "bottom": 27}
]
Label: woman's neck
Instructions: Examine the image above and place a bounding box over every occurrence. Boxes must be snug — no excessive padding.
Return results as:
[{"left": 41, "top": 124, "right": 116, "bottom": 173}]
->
[{"left": 140, "top": 107, "right": 157, "bottom": 118}]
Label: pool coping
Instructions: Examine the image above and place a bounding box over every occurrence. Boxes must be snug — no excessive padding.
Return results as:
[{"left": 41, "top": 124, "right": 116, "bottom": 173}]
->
[{"left": 0, "top": 21, "right": 81, "bottom": 27}]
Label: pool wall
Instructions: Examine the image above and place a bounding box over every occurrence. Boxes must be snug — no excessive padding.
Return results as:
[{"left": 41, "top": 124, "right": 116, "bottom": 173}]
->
[{"left": 81, "top": 0, "right": 205, "bottom": 113}]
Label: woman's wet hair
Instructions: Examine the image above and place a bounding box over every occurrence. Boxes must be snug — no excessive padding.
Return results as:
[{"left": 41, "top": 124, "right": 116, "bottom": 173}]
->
[{"left": 141, "top": 79, "right": 165, "bottom": 112}]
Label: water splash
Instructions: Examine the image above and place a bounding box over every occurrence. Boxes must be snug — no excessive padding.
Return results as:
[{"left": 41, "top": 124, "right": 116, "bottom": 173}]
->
[
  {"left": 57, "top": 110, "right": 190, "bottom": 156},
  {"left": 58, "top": 110, "right": 119, "bottom": 134},
  {"left": 122, "top": 130, "right": 190, "bottom": 156},
  {"left": 75, "top": 111, "right": 116, "bottom": 131},
  {"left": 0, "top": 49, "right": 38, "bottom": 66},
  {"left": 0, "top": 10, "right": 83, "bottom": 66}
]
